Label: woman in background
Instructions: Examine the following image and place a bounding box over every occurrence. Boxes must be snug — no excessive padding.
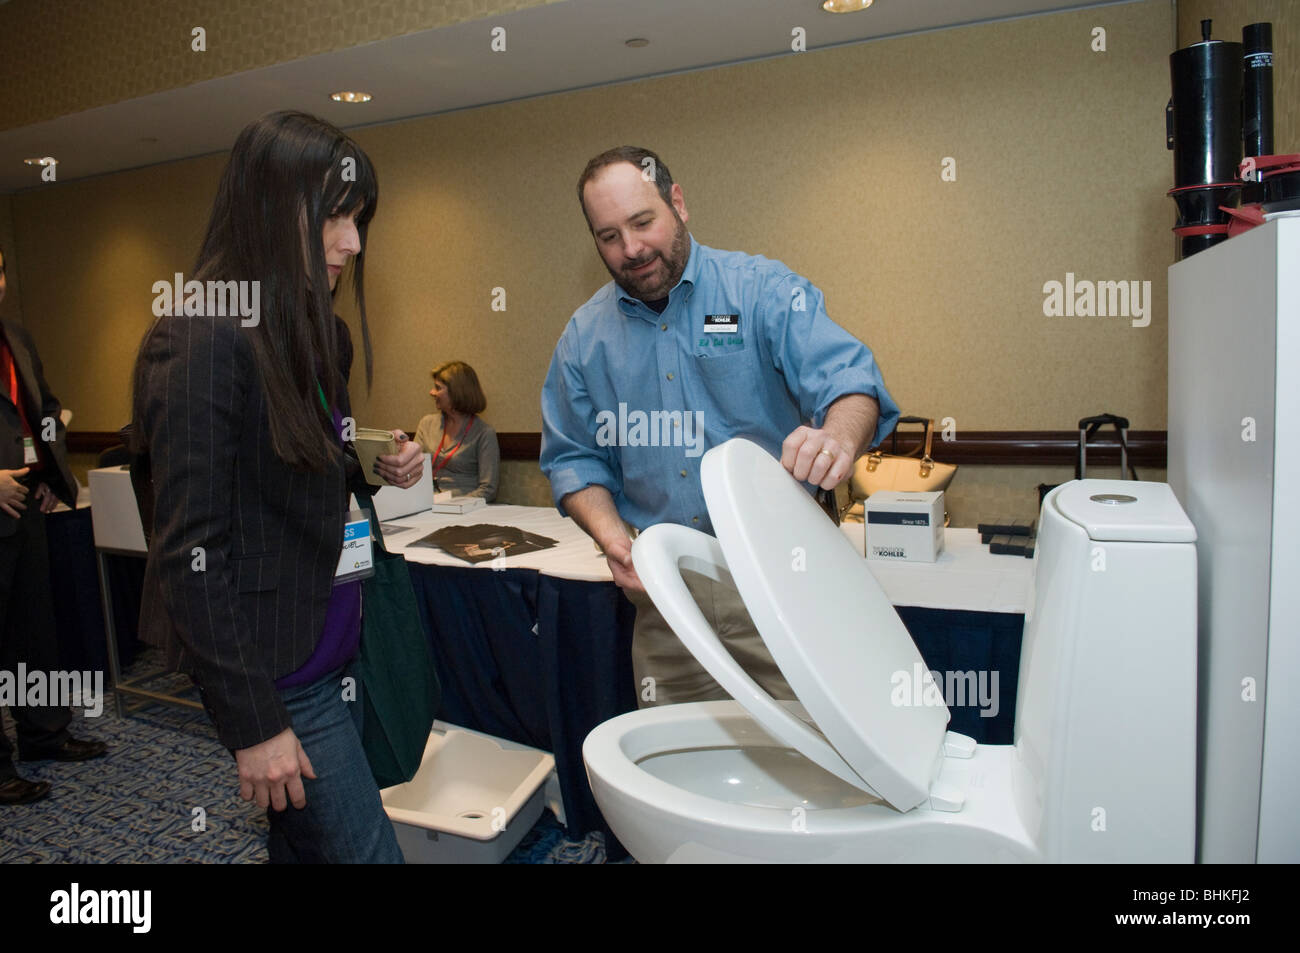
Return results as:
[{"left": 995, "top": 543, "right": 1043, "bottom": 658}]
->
[
  {"left": 132, "top": 111, "right": 421, "bottom": 863},
  {"left": 415, "top": 361, "right": 499, "bottom": 501}
]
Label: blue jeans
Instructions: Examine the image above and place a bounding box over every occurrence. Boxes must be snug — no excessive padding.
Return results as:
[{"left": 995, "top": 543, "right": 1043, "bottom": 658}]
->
[{"left": 266, "top": 664, "right": 404, "bottom": 863}]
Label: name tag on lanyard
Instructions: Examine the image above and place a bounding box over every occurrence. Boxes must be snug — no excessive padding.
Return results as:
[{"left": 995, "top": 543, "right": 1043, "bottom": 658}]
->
[
  {"left": 23, "top": 437, "right": 38, "bottom": 465},
  {"left": 334, "top": 510, "right": 375, "bottom": 584}
]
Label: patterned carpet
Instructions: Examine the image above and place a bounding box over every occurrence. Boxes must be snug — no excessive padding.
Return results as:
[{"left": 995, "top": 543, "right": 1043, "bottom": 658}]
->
[{"left": 0, "top": 654, "right": 618, "bottom": 864}]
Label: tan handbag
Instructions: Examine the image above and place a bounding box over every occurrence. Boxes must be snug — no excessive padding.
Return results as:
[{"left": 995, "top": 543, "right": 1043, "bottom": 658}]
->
[{"left": 850, "top": 416, "right": 957, "bottom": 500}]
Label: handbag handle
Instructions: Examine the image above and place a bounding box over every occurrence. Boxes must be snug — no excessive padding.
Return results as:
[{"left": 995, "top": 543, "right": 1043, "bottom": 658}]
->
[
  {"left": 919, "top": 420, "right": 936, "bottom": 477},
  {"left": 887, "top": 415, "right": 931, "bottom": 457},
  {"left": 869, "top": 416, "right": 936, "bottom": 478}
]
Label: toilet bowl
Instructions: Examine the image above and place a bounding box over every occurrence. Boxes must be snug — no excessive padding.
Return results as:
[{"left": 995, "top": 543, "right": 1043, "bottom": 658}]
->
[{"left": 583, "top": 438, "right": 1198, "bottom": 863}]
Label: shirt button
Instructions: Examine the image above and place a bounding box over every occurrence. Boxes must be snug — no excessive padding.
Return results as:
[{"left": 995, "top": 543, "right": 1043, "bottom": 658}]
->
[
  {"left": 692, "top": 516, "right": 700, "bottom": 523},
  {"left": 667, "top": 372, "right": 674, "bottom": 381},
  {"left": 661, "top": 324, "right": 668, "bottom": 331},
  {"left": 680, "top": 469, "right": 687, "bottom": 477}
]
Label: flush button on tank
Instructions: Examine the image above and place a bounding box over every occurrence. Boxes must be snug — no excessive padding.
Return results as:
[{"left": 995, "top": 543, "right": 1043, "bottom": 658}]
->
[{"left": 1090, "top": 493, "right": 1138, "bottom": 505}]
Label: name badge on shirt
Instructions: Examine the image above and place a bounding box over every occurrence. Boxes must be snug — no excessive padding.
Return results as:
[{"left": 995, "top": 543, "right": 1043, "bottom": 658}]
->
[
  {"left": 703, "top": 314, "right": 740, "bottom": 333},
  {"left": 22, "top": 437, "right": 38, "bottom": 466},
  {"left": 334, "top": 510, "right": 375, "bottom": 584}
]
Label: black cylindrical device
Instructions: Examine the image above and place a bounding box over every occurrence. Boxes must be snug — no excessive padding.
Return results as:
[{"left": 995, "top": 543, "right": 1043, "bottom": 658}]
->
[
  {"left": 1242, "top": 22, "right": 1273, "bottom": 158},
  {"left": 1169, "top": 20, "right": 1242, "bottom": 187},
  {"left": 1167, "top": 19, "right": 1243, "bottom": 257}
]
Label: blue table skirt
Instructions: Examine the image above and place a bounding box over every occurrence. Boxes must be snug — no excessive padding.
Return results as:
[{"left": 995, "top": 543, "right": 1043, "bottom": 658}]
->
[
  {"left": 45, "top": 506, "right": 141, "bottom": 674},
  {"left": 895, "top": 606, "right": 1024, "bottom": 745}
]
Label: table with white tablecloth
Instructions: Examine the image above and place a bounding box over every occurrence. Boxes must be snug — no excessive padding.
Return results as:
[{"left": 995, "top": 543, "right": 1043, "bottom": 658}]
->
[
  {"left": 380, "top": 504, "right": 615, "bottom": 581},
  {"left": 838, "top": 523, "right": 1032, "bottom": 614},
  {"left": 385, "top": 507, "right": 1034, "bottom": 609}
]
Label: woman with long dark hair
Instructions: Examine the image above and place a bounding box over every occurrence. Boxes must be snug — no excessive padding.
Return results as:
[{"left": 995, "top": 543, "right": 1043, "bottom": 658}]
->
[{"left": 131, "top": 111, "right": 421, "bottom": 862}]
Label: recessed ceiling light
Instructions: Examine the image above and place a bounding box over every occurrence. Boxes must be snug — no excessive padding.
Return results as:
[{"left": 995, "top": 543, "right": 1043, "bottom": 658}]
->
[
  {"left": 23, "top": 156, "right": 57, "bottom": 166},
  {"left": 331, "top": 91, "right": 372, "bottom": 103},
  {"left": 625, "top": 37, "right": 649, "bottom": 47},
  {"left": 822, "top": 0, "right": 873, "bottom": 12}
]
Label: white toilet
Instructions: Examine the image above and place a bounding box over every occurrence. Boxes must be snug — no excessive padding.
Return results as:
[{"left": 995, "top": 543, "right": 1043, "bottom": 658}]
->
[{"left": 583, "top": 438, "right": 1197, "bottom": 863}]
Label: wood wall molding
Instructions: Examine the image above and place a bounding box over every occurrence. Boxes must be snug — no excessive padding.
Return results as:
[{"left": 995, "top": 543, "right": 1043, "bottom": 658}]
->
[{"left": 68, "top": 430, "right": 1169, "bottom": 468}]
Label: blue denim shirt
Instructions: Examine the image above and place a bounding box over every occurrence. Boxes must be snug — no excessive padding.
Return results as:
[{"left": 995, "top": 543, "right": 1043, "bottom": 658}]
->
[{"left": 540, "top": 236, "right": 900, "bottom": 535}]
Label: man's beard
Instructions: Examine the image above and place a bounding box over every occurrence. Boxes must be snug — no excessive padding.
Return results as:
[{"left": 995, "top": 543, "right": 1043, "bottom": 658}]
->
[{"left": 609, "top": 215, "right": 689, "bottom": 302}]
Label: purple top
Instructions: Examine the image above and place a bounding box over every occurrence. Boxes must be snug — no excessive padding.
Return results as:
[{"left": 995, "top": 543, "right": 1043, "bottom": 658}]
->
[{"left": 274, "top": 404, "right": 363, "bottom": 689}]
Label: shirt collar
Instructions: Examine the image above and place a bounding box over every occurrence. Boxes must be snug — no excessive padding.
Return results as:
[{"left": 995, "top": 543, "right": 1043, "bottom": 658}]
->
[{"left": 616, "top": 234, "right": 700, "bottom": 319}]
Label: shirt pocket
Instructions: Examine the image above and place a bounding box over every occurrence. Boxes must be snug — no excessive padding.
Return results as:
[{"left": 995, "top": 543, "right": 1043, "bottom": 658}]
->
[
  {"left": 689, "top": 347, "right": 771, "bottom": 434},
  {"left": 692, "top": 348, "right": 754, "bottom": 381},
  {"left": 232, "top": 552, "right": 279, "bottom": 593}
]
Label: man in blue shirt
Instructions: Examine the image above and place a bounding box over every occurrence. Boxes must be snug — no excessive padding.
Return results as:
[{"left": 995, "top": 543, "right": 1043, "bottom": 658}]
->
[{"left": 541, "top": 146, "right": 900, "bottom": 705}]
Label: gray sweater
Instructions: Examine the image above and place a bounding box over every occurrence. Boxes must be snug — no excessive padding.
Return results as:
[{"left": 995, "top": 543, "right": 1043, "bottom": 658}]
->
[{"left": 414, "top": 413, "right": 500, "bottom": 501}]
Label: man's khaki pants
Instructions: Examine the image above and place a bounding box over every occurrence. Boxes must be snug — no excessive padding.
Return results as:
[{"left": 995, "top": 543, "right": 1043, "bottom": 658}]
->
[{"left": 626, "top": 569, "right": 793, "bottom": 708}]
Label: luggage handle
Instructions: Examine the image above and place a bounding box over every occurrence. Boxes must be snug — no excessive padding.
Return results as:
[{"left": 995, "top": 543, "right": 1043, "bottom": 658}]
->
[{"left": 1076, "top": 413, "right": 1138, "bottom": 481}]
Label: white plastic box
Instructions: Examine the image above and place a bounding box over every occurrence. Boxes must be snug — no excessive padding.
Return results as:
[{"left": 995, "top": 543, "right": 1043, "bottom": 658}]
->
[
  {"left": 864, "top": 491, "right": 945, "bottom": 562},
  {"left": 381, "top": 721, "right": 560, "bottom": 864}
]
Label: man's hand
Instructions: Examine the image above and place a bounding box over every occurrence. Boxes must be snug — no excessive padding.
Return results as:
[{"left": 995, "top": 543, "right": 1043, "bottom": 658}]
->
[
  {"left": 781, "top": 426, "right": 853, "bottom": 490},
  {"left": 376, "top": 431, "right": 424, "bottom": 488},
  {"left": 781, "top": 394, "right": 881, "bottom": 490},
  {"left": 561, "top": 485, "right": 645, "bottom": 592},
  {"left": 602, "top": 535, "right": 645, "bottom": 593},
  {"left": 234, "top": 727, "right": 317, "bottom": 811},
  {"left": 0, "top": 468, "right": 30, "bottom": 518},
  {"left": 34, "top": 482, "right": 60, "bottom": 514}
]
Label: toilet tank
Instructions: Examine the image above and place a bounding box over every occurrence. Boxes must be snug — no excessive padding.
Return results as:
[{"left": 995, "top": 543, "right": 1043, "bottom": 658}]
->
[{"left": 1011, "top": 480, "right": 1197, "bottom": 862}]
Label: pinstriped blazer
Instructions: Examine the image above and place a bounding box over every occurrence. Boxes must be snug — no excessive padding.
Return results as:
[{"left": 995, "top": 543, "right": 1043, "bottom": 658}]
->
[{"left": 135, "top": 313, "right": 368, "bottom": 751}]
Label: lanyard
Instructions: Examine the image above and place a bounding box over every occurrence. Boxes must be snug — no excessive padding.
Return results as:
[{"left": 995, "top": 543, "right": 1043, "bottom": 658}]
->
[
  {"left": 5, "top": 348, "right": 18, "bottom": 408},
  {"left": 431, "top": 416, "right": 473, "bottom": 477}
]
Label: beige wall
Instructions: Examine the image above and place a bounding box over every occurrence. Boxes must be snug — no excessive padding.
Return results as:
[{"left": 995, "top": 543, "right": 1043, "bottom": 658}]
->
[
  {"left": 13, "top": 0, "right": 1185, "bottom": 518},
  {"left": 13, "top": 155, "right": 226, "bottom": 449},
  {"left": 0, "top": 0, "right": 562, "bottom": 132}
]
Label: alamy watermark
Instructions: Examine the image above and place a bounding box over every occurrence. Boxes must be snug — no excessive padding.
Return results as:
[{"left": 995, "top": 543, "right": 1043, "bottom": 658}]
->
[
  {"left": 151, "top": 273, "right": 260, "bottom": 326},
  {"left": 0, "top": 665, "right": 104, "bottom": 717},
  {"left": 890, "top": 663, "right": 1000, "bottom": 718},
  {"left": 50, "top": 883, "right": 150, "bottom": 933},
  {"left": 1042, "top": 272, "right": 1151, "bottom": 328},
  {"left": 595, "top": 403, "right": 705, "bottom": 458}
]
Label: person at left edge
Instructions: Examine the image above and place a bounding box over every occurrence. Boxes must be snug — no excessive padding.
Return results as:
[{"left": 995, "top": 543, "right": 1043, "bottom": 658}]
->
[
  {"left": 0, "top": 242, "right": 109, "bottom": 807},
  {"left": 131, "top": 112, "right": 421, "bottom": 862}
]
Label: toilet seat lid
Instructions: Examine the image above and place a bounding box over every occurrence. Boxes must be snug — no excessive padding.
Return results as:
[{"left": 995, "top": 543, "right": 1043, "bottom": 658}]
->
[{"left": 697, "top": 438, "right": 951, "bottom": 812}]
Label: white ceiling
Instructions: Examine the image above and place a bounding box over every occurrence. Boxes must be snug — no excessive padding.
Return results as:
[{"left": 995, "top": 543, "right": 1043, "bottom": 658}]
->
[{"left": 0, "top": 0, "right": 1126, "bottom": 193}]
